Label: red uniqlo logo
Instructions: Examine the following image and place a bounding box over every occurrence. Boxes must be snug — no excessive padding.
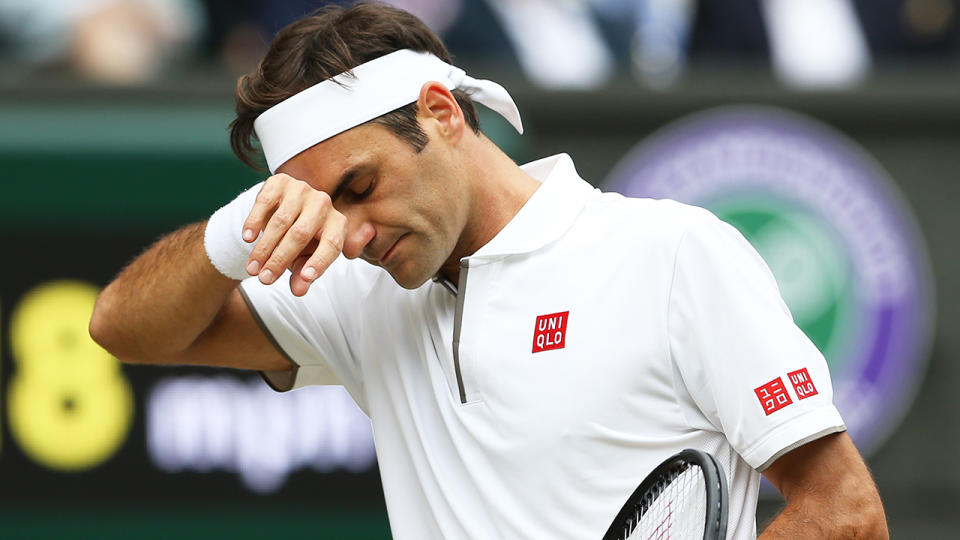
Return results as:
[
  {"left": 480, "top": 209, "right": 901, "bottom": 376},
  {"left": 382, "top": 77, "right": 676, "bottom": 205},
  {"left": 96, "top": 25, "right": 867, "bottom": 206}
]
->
[
  {"left": 532, "top": 311, "right": 569, "bottom": 353},
  {"left": 788, "top": 368, "right": 818, "bottom": 400},
  {"left": 754, "top": 377, "right": 793, "bottom": 415}
]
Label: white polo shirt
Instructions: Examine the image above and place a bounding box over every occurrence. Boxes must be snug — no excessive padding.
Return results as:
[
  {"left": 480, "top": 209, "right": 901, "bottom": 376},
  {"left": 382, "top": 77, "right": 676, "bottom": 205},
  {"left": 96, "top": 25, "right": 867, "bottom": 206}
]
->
[{"left": 239, "top": 154, "right": 845, "bottom": 540}]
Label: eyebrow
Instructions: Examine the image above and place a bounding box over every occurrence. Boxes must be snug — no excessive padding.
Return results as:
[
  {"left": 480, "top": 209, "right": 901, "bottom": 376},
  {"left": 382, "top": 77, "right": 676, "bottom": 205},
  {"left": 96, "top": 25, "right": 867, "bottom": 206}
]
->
[{"left": 330, "top": 167, "right": 359, "bottom": 202}]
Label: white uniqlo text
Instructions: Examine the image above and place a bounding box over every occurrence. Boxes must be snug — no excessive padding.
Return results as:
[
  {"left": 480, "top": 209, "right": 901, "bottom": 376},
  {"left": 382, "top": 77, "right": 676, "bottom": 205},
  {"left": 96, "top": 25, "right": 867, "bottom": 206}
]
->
[
  {"left": 788, "top": 367, "right": 819, "bottom": 400},
  {"left": 532, "top": 311, "right": 569, "bottom": 353}
]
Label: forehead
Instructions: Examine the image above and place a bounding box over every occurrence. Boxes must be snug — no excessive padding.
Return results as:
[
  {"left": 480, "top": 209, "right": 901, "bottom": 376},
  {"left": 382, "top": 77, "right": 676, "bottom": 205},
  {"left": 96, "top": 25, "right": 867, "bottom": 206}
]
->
[{"left": 275, "top": 123, "right": 400, "bottom": 193}]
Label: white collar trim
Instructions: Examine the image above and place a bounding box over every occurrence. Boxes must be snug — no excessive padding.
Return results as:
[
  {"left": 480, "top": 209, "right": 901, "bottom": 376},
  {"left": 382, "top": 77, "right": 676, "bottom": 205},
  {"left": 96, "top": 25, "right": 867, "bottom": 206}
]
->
[{"left": 468, "top": 154, "right": 598, "bottom": 260}]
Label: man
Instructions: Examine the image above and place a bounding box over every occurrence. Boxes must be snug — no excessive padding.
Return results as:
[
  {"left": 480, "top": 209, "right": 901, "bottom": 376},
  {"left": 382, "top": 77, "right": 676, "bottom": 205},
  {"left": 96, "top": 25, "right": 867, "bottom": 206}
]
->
[{"left": 90, "top": 3, "right": 887, "bottom": 538}]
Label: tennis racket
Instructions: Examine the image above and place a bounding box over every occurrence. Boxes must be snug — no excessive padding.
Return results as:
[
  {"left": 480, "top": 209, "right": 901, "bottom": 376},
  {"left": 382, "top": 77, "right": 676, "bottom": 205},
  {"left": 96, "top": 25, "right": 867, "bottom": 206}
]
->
[{"left": 602, "top": 449, "right": 728, "bottom": 540}]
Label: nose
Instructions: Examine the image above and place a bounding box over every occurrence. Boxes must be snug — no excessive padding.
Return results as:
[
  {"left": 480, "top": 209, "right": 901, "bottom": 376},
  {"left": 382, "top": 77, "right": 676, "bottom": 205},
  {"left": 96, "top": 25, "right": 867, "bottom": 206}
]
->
[{"left": 341, "top": 215, "right": 376, "bottom": 260}]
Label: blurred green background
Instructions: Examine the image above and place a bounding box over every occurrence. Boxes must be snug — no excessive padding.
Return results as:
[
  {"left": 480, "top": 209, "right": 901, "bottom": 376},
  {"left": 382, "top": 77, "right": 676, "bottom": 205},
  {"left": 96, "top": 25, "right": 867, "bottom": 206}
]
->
[
  {"left": 1, "top": 0, "right": 959, "bottom": 535},
  {"left": 2, "top": 68, "right": 957, "bottom": 538}
]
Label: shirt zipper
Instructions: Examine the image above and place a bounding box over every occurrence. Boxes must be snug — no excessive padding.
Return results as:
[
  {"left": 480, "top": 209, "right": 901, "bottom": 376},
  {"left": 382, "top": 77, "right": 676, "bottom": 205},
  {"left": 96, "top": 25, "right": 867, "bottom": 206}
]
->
[{"left": 452, "top": 260, "right": 470, "bottom": 404}]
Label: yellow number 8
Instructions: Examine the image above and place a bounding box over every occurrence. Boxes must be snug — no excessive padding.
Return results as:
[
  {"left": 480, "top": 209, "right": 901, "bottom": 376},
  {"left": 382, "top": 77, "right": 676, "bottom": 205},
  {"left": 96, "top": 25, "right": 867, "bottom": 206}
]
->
[{"left": 8, "top": 281, "right": 133, "bottom": 470}]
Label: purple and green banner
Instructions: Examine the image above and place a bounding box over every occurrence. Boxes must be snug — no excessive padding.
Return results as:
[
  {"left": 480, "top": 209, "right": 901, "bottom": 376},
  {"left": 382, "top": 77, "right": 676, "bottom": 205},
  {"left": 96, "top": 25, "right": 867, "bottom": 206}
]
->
[{"left": 606, "top": 106, "right": 935, "bottom": 458}]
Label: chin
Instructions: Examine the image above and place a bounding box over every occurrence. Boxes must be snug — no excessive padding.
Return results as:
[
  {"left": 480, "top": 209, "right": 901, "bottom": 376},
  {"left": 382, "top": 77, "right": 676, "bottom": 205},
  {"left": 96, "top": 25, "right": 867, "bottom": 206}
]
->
[
  {"left": 387, "top": 265, "right": 433, "bottom": 290},
  {"left": 392, "top": 275, "right": 431, "bottom": 290}
]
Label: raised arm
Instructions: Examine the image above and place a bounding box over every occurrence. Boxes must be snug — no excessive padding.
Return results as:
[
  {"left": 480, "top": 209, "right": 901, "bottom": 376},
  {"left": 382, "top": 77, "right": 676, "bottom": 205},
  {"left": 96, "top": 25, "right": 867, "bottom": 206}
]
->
[
  {"left": 759, "top": 431, "right": 888, "bottom": 539},
  {"left": 89, "top": 174, "right": 346, "bottom": 371},
  {"left": 89, "top": 221, "right": 286, "bottom": 370}
]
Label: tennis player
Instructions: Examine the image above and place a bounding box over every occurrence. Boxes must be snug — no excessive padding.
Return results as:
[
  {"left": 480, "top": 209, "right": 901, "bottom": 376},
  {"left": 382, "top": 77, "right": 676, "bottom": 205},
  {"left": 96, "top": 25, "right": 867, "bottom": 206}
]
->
[{"left": 90, "top": 3, "right": 887, "bottom": 538}]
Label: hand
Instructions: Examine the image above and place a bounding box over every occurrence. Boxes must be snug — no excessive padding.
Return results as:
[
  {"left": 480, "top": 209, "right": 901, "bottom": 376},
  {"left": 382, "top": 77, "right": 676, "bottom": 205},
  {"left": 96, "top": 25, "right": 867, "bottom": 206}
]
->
[{"left": 242, "top": 173, "right": 347, "bottom": 297}]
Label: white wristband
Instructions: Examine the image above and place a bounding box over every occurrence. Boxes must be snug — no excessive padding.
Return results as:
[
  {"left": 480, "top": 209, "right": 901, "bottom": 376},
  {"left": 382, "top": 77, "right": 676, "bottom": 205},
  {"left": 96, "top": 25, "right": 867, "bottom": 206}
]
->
[{"left": 204, "top": 181, "right": 264, "bottom": 280}]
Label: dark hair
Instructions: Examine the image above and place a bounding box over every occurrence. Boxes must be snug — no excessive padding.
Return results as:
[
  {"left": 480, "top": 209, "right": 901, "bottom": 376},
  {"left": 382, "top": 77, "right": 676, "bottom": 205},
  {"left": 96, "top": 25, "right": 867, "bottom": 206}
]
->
[{"left": 229, "top": 2, "right": 481, "bottom": 170}]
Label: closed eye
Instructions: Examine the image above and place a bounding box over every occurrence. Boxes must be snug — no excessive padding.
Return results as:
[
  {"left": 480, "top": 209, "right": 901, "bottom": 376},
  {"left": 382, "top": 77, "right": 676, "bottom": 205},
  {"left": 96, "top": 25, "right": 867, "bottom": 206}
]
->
[
  {"left": 331, "top": 165, "right": 375, "bottom": 203},
  {"left": 350, "top": 175, "right": 376, "bottom": 200}
]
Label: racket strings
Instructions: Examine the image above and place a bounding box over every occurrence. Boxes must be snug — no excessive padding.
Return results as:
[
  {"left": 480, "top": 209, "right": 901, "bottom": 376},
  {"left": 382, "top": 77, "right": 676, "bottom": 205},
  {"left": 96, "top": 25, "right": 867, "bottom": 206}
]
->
[{"left": 623, "top": 463, "right": 708, "bottom": 540}]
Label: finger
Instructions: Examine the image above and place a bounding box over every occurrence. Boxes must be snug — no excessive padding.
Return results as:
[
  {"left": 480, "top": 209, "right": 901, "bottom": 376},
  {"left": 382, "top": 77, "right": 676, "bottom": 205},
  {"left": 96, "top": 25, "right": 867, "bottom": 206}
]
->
[
  {"left": 248, "top": 193, "right": 305, "bottom": 281},
  {"left": 289, "top": 255, "right": 311, "bottom": 297},
  {"left": 242, "top": 177, "right": 284, "bottom": 243},
  {"left": 259, "top": 193, "right": 332, "bottom": 284},
  {"left": 300, "top": 211, "right": 347, "bottom": 283}
]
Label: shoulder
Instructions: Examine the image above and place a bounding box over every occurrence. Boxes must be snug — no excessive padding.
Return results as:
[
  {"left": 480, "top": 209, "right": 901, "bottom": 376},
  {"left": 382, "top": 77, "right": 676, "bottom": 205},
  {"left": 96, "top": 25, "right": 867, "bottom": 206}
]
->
[
  {"left": 588, "top": 191, "right": 716, "bottom": 226},
  {"left": 577, "top": 191, "right": 722, "bottom": 248}
]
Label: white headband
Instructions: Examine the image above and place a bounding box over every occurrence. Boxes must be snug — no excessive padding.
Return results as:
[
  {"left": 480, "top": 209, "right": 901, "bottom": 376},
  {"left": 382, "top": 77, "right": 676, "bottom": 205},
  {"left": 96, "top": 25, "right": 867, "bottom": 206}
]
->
[{"left": 253, "top": 49, "right": 524, "bottom": 173}]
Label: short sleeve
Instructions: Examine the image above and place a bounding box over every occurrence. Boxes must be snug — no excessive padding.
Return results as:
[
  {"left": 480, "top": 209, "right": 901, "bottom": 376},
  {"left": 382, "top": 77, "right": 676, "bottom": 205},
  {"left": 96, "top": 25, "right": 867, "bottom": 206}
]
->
[
  {"left": 238, "top": 256, "right": 369, "bottom": 405},
  {"left": 667, "top": 211, "right": 845, "bottom": 471}
]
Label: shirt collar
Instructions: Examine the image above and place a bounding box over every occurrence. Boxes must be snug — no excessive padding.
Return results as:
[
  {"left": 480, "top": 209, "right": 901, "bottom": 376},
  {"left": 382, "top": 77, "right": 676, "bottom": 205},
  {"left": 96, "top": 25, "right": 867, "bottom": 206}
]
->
[{"left": 466, "top": 153, "right": 598, "bottom": 261}]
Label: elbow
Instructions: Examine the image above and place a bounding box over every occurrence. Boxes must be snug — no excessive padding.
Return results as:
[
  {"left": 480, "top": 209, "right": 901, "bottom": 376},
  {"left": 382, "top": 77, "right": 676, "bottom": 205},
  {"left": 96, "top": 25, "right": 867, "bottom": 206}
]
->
[
  {"left": 89, "top": 290, "right": 137, "bottom": 364},
  {"left": 89, "top": 293, "right": 112, "bottom": 349},
  {"left": 89, "top": 286, "right": 194, "bottom": 365}
]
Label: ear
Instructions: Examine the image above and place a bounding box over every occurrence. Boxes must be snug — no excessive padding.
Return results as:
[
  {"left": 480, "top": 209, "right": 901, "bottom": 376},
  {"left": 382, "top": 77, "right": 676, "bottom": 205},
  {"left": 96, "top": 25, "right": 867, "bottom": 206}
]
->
[{"left": 416, "top": 81, "right": 465, "bottom": 143}]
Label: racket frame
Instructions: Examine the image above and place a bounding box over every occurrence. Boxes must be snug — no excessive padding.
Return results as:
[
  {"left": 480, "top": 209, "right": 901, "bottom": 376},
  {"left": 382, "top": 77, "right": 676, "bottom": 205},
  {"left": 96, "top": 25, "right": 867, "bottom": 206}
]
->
[{"left": 601, "top": 448, "right": 728, "bottom": 540}]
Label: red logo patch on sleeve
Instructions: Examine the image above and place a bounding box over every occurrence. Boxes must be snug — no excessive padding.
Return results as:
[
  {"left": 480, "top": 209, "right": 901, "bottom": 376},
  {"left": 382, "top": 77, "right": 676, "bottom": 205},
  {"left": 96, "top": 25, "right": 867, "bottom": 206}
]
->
[
  {"left": 788, "top": 367, "right": 819, "bottom": 400},
  {"left": 754, "top": 377, "right": 793, "bottom": 415},
  {"left": 532, "top": 311, "right": 569, "bottom": 353}
]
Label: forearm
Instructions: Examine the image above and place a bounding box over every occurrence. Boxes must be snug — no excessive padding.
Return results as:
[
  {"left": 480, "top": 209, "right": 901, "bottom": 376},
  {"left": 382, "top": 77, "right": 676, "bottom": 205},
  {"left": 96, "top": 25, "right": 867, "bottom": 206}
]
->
[
  {"left": 759, "top": 500, "right": 831, "bottom": 538},
  {"left": 90, "top": 221, "right": 240, "bottom": 362},
  {"left": 759, "top": 433, "right": 888, "bottom": 539},
  {"left": 759, "top": 495, "right": 887, "bottom": 539},
  {"left": 91, "top": 174, "right": 349, "bottom": 367}
]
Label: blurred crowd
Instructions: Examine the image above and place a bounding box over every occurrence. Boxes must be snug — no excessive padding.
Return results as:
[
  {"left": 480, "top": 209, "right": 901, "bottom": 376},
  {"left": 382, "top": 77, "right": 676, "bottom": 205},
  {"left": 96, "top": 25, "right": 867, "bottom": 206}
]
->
[{"left": 0, "top": 0, "right": 957, "bottom": 89}]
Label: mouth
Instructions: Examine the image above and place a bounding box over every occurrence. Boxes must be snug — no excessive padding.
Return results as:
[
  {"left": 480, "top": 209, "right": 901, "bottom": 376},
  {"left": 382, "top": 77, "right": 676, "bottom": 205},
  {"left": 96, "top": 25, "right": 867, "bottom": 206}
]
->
[{"left": 379, "top": 233, "right": 408, "bottom": 266}]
